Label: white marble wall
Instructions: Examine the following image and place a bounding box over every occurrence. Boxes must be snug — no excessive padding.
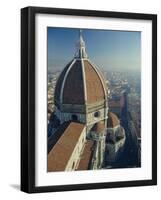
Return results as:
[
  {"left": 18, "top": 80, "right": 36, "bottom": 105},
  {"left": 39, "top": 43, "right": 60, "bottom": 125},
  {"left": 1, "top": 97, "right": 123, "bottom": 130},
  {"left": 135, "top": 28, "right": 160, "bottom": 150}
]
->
[
  {"left": 55, "top": 106, "right": 86, "bottom": 124},
  {"left": 86, "top": 107, "right": 108, "bottom": 126}
]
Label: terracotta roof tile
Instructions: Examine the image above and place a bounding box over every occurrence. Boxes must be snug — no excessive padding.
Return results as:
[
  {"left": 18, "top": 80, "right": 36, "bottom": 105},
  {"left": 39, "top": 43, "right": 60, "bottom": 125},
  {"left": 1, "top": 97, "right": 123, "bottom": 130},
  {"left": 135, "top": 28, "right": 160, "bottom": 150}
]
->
[
  {"left": 54, "top": 58, "right": 107, "bottom": 106},
  {"left": 63, "top": 60, "right": 85, "bottom": 104},
  {"left": 47, "top": 122, "right": 85, "bottom": 172},
  {"left": 84, "top": 60, "right": 105, "bottom": 103}
]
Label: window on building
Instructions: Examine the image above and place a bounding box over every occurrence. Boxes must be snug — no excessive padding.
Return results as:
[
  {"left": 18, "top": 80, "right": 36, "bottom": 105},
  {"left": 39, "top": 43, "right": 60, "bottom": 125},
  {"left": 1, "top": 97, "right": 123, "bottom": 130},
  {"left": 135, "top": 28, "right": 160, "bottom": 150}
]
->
[
  {"left": 94, "top": 111, "right": 100, "bottom": 118},
  {"left": 71, "top": 114, "right": 78, "bottom": 121}
]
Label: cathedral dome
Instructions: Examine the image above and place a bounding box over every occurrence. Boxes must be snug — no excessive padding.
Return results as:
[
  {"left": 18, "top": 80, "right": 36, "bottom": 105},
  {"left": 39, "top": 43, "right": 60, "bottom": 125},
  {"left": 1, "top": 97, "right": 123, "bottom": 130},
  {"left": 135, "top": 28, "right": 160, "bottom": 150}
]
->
[{"left": 54, "top": 31, "right": 107, "bottom": 107}]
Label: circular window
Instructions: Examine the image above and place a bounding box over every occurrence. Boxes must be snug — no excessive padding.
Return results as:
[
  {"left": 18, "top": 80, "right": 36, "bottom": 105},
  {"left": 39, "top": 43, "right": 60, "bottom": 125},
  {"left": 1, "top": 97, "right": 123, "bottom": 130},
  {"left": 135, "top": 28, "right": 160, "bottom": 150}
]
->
[{"left": 94, "top": 111, "right": 100, "bottom": 118}]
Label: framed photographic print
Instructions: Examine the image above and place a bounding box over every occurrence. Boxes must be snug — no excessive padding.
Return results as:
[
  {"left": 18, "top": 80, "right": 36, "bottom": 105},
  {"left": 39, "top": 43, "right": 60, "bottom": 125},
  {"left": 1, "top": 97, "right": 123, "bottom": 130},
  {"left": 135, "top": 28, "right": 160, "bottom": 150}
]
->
[{"left": 21, "top": 6, "right": 157, "bottom": 193}]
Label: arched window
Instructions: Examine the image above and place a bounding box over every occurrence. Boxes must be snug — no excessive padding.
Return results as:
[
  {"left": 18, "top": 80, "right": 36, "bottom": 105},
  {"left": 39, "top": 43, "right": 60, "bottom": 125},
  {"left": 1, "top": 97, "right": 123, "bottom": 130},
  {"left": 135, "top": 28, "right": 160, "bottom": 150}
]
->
[{"left": 71, "top": 114, "right": 78, "bottom": 121}]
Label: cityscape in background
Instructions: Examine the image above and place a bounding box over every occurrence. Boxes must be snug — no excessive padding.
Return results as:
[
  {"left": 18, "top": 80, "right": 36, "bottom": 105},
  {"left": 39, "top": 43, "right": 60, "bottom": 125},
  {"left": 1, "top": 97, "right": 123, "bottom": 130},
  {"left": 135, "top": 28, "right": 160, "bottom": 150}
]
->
[{"left": 47, "top": 28, "right": 141, "bottom": 171}]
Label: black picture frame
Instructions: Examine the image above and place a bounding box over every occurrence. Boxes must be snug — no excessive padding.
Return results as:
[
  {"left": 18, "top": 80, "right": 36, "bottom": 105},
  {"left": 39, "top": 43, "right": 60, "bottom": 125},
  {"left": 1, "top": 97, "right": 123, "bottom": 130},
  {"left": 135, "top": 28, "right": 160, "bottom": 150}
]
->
[{"left": 21, "top": 6, "right": 157, "bottom": 193}]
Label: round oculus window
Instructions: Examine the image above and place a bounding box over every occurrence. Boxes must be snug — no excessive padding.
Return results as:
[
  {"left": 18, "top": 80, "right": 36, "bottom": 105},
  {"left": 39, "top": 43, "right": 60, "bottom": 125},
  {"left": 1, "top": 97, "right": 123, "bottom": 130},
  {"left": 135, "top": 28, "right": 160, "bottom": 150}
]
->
[{"left": 94, "top": 111, "right": 100, "bottom": 118}]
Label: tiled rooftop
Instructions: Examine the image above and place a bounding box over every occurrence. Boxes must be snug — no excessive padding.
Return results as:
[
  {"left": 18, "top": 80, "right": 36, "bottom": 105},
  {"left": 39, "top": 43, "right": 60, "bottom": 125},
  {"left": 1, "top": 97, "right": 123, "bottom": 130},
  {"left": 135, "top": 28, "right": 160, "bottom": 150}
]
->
[
  {"left": 54, "top": 59, "right": 106, "bottom": 105},
  {"left": 48, "top": 122, "right": 85, "bottom": 172}
]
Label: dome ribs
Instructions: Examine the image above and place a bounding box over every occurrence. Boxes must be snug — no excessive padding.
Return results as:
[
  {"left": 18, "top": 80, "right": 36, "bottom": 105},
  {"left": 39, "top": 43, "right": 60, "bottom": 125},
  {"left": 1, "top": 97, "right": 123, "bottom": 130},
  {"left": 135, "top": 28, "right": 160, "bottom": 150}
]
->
[
  {"left": 63, "top": 60, "right": 85, "bottom": 104},
  {"left": 55, "top": 59, "right": 107, "bottom": 106},
  {"left": 83, "top": 60, "right": 106, "bottom": 104},
  {"left": 54, "top": 59, "right": 74, "bottom": 103}
]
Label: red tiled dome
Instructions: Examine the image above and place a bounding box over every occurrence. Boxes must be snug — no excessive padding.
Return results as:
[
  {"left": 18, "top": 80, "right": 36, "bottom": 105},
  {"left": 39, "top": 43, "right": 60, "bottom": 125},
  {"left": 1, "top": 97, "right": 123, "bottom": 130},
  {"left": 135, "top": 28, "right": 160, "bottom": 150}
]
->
[
  {"left": 54, "top": 59, "right": 107, "bottom": 105},
  {"left": 54, "top": 30, "right": 107, "bottom": 107}
]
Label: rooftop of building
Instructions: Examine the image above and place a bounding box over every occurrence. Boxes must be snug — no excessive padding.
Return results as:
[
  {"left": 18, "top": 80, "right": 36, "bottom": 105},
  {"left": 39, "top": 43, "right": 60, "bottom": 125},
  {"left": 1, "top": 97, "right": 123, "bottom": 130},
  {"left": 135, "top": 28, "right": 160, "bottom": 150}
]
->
[{"left": 47, "top": 121, "right": 85, "bottom": 172}]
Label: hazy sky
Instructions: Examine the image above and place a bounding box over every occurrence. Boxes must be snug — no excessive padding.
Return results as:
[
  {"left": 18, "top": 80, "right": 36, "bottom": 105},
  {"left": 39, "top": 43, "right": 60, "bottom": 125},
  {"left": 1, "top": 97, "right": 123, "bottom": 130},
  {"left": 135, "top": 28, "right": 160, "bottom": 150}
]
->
[{"left": 47, "top": 27, "right": 141, "bottom": 72}]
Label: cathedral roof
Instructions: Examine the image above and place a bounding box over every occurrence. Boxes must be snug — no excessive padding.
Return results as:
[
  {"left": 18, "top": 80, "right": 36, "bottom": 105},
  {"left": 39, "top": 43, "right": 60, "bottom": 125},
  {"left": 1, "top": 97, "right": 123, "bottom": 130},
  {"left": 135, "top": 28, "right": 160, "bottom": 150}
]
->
[
  {"left": 54, "top": 30, "right": 107, "bottom": 106},
  {"left": 107, "top": 112, "right": 120, "bottom": 128},
  {"left": 47, "top": 122, "right": 85, "bottom": 172}
]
